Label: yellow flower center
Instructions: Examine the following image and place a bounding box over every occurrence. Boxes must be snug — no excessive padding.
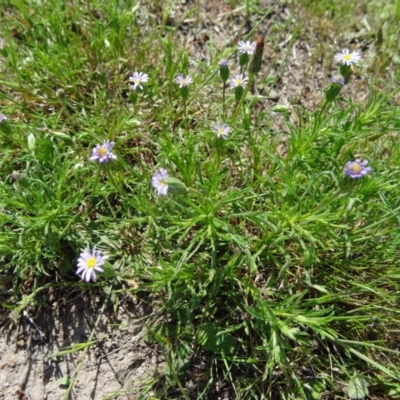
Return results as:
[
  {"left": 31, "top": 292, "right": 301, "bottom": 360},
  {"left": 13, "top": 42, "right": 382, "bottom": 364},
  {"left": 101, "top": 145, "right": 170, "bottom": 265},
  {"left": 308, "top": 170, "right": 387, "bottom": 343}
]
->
[
  {"left": 98, "top": 147, "right": 107, "bottom": 157},
  {"left": 86, "top": 257, "right": 97, "bottom": 269},
  {"left": 160, "top": 179, "right": 167, "bottom": 186},
  {"left": 351, "top": 163, "right": 362, "bottom": 173},
  {"left": 343, "top": 54, "right": 351, "bottom": 61}
]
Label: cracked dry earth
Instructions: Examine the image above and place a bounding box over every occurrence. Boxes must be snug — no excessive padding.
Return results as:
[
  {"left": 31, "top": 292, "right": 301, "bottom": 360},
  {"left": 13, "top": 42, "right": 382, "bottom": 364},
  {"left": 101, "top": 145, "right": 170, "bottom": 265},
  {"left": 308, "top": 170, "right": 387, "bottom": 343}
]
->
[{"left": 0, "top": 0, "right": 380, "bottom": 399}]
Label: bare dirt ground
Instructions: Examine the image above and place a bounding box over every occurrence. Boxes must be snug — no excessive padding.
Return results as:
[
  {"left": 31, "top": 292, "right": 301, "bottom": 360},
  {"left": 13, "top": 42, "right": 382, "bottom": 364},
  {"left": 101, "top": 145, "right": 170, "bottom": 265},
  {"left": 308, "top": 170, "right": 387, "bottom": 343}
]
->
[
  {"left": 0, "top": 0, "right": 377, "bottom": 399},
  {"left": 0, "top": 290, "right": 165, "bottom": 400}
]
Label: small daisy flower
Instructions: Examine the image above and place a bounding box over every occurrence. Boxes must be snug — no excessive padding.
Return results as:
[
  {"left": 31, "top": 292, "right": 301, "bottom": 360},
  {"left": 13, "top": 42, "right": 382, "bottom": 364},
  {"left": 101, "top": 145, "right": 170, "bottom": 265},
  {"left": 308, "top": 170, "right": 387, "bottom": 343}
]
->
[
  {"left": 0, "top": 113, "right": 7, "bottom": 122},
  {"left": 152, "top": 168, "right": 169, "bottom": 196},
  {"left": 77, "top": 247, "right": 109, "bottom": 282},
  {"left": 89, "top": 140, "right": 117, "bottom": 163},
  {"left": 333, "top": 48, "right": 362, "bottom": 66},
  {"left": 212, "top": 123, "right": 231, "bottom": 139},
  {"left": 11, "top": 170, "right": 23, "bottom": 181},
  {"left": 0, "top": 38, "right": 5, "bottom": 50},
  {"left": 237, "top": 40, "right": 257, "bottom": 56},
  {"left": 174, "top": 74, "right": 193, "bottom": 88},
  {"left": 230, "top": 74, "right": 248, "bottom": 89},
  {"left": 344, "top": 159, "right": 372, "bottom": 179},
  {"left": 129, "top": 72, "right": 149, "bottom": 90},
  {"left": 218, "top": 59, "right": 229, "bottom": 67},
  {"left": 330, "top": 76, "right": 346, "bottom": 86}
]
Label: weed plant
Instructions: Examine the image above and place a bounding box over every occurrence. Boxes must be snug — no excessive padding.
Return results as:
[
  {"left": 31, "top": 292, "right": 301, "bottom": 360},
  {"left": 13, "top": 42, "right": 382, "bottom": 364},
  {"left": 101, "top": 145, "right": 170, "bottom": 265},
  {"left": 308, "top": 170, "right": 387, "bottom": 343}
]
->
[{"left": 1, "top": 0, "right": 400, "bottom": 399}]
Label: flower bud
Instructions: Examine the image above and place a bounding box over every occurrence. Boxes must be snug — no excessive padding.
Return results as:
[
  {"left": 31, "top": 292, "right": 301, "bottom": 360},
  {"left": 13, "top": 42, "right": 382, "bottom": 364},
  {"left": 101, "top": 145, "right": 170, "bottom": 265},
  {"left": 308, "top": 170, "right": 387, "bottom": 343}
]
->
[
  {"left": 339, "top": 64, "right": 352, "bottom": 82},
  {"left": 218, "top": 59, "right": 230, "bottom": 82},
  {"left": 239, "top": 52, "right": 250, "bottom": 68},
  {"left": 179, "top": 86, "right": 189, "bottom": 101},
  {"left": 325, "top": 82, "right": 343, "bottom": 102},
  {"left": 271, "top": 104, "right": 290, "bottom": 113},
  {"left": 249, "top": 36, "right": 265, "bottom": 74},
  {"left": 167, "top": 177, "right": 188, "bottom": 195},
  {"left": 234, "top": 85, "right": 244, "bottom": 102}
]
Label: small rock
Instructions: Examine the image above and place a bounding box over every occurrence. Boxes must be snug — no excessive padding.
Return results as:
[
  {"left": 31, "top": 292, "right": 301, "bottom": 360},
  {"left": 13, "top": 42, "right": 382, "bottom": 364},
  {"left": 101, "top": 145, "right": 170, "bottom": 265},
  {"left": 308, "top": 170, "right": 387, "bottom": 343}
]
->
[
  {"left": 267, "top": 89, "right": 279, "bottom": 100},
  {"left": 0, "top": 354, "right": 18, "bottom": 369}
]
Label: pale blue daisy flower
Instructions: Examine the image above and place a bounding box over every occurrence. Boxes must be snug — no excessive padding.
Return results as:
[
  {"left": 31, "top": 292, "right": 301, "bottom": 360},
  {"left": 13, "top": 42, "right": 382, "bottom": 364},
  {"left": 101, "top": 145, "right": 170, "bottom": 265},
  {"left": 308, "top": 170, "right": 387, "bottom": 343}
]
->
[
  {"left": 212, "top": 123, "right": 231, "bottom": 139},
  {"left": 333, "top": 48, "right": 361, "bottom": 66},
  {"left": 89, "top": 140, "right": 117, "bottom": 163},
  {"left": 237, "top": 40, "right": 256, "bottom": 55},
  {"left": 174, "top": 74, "right": 193, "bottom": 88},
  {"left": 230, "top": 74, "right": 248, "bottom": 89},
  {"left": 152, "top": 168, "right": 169, "bottom": 196},
  {"left": 330, "top": 76, "right": 346, "bottom": 86},
  {"left": 129, "top": 72, "right": 149, "bottom": 90},
  {"left": 344, "top": 159, "right": 371, "bottom": 179},
  {"left": 77, "top": 247, "right": 109, "bottom": 282}
]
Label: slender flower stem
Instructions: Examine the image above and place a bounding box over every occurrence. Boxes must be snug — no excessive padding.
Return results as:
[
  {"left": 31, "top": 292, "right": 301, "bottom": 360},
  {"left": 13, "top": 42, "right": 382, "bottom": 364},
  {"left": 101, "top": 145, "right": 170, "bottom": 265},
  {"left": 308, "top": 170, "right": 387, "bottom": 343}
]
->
[
  {"left": 222, "top": 84, "right": 226, "bottom": 117},
  {"left": 86, "top": 167, "right": 101, "bottom": 218},
  {"left": 216, "top": 142, "right": 221, "bottom": 171},
  {"left": 105, "top": 169, "right": 127, "bottom": 198},
  {"left": 230, "top": 72, "right": 255, "bottom": 124}
]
